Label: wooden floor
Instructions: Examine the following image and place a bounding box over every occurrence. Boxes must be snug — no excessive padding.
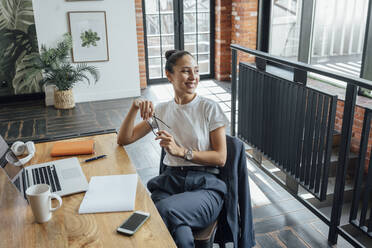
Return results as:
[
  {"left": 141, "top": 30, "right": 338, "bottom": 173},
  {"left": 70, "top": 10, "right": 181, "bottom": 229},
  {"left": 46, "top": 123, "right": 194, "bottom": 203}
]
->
[{"left": 0, "top": 80, "right": 355, "bottom": 248}]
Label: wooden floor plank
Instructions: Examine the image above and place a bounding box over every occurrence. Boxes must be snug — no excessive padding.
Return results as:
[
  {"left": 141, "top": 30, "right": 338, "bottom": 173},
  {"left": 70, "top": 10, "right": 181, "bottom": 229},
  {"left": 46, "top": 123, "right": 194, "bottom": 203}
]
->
[
  {"left": 276, "top": 229, "right": 308, "bottom": 248},
  {"left": 253, "top": 199, "right": 306, "bottom": 220},
  {"left": 0, "top": 109, "right": 46, "bottom": 121},
  {"left": 34, "top": 119, "right": 46, "bottom": 137},
  {"left": 20, "top": 119, "right": 35, "bottom": 137},
  {"left": 310, "top": 221, "right": 354, "bottom": 248},
  {"left": 256, "top": 234, "right": 283, "bottom": 248},
  {"left": 78, "top": 102, "right": 94, "bottom": 115},
  {"left": 0, "top": 122, "right": 9, "bottom": 138},
  {"left": 291, "top": 224, "right": 332, "bottom": 248},
  {"left": 95, "top": 111, "right": 114, "bottom": 128},
  {"left": 254, "top": 209, "right": 318, "bottom": 234},
  {"left": 7, "top": 121, "right": 21, "bottom": 139}
]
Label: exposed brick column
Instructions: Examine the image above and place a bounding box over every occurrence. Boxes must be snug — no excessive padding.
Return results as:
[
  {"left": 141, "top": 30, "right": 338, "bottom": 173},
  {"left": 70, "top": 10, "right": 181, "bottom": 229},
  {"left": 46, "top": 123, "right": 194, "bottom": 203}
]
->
[
  {"left": 214, "top": 0, "right": 258, "bottom": 81},
  {"left": 231, "top": 0, "right": 258, "bottom": 65},
  {"left": 135, "top": 0, "right": 147, "bottom": 88},
  {"left": 215, "top": 0, "right": 232, "bottom": 81}
]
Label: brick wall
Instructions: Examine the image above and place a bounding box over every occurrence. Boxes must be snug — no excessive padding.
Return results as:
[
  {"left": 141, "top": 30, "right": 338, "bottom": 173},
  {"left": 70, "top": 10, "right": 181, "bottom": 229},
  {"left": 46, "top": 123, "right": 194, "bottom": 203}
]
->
[
  {"left": 135, "top": 0, "right": 147, "bottom": 88},
  {"left": 335, "top": 100, "right": 372, "bottom": 172},
  {"left": 215, "top": 0, "right": 232, "bottom": 81},
  {"left": 231, "top": 0, "right": 258, "bottom": 65},
  {"left": 214, "top": 0, "right": 258, "bottom": 81}
]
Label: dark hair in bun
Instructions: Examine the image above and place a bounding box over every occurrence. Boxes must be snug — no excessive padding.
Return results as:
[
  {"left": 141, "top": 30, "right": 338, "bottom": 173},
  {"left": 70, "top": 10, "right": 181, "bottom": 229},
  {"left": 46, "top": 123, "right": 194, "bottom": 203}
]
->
[{"left": 165, "top": 50, "right": 193, "bottom": 73}]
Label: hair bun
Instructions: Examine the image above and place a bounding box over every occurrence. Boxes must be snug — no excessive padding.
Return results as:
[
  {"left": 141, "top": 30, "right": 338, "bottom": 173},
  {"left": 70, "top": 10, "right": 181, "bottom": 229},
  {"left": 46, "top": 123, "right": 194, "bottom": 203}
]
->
[{"left": 165, "top": 50, "right": 178, "bottom": 60}]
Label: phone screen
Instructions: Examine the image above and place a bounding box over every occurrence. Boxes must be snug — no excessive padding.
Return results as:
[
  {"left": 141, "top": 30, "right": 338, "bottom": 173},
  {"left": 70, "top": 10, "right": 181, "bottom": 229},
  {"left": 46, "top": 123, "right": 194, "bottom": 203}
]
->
[{"left": 120, "top": 212, "right": 149, "bottom": 231}]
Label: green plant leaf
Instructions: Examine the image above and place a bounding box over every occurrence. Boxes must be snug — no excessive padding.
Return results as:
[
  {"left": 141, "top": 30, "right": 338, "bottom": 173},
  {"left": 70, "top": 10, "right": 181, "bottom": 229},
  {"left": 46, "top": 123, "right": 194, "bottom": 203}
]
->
[
  {"left": 0, "top": 0, "right": 35, "bottom": 33},
  {"left": 0, "top": 26, "right": 37, "bottom": 85},
  {"left": 12, "top": 52, "right": 42, "bottom": 94}
]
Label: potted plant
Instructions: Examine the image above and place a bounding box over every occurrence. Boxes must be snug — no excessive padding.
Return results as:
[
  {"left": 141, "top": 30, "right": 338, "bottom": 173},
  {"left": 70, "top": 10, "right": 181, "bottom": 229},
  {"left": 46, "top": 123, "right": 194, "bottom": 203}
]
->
[{"left": 36, "top": 33, "right": 99, "bottom": 109}]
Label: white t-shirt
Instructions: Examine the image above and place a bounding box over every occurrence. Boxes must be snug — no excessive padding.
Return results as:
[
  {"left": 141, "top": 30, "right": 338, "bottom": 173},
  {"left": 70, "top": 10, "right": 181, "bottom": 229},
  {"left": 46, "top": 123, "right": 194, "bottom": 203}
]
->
[{"left": 149, "top": 95, "right": 229, "bottom": 167}]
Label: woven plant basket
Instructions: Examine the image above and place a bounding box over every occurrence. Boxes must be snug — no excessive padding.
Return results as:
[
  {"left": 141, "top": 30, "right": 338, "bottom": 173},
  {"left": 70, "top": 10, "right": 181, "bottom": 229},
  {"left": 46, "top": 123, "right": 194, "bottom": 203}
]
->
[{"left": 54, "top": 89, "right": 75, "bottom": 109}]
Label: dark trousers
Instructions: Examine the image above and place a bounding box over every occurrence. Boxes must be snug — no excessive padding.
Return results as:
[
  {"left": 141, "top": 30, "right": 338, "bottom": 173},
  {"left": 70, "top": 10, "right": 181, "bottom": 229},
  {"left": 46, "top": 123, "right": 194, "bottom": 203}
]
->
[{"left": 147, "top": 167, "right": 227, "bottom": 248}]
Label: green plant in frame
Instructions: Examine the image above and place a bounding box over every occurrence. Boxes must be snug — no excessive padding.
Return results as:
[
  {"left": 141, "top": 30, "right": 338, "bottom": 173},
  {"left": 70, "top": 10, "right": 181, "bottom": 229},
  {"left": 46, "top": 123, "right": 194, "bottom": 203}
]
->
[{"left": 80, "top": 29, "right": 100, "bottom": 48}]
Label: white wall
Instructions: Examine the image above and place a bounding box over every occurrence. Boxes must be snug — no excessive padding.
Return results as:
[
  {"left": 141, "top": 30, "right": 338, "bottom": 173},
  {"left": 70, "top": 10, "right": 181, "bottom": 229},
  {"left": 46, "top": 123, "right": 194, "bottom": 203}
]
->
[{"left": 32, "top": 0, "right": 140, "bottom": 103}]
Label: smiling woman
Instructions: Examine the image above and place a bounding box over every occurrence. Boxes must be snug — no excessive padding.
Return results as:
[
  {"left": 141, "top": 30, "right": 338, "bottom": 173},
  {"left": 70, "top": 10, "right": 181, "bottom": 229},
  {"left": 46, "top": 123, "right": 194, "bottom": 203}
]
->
[{"left": 117, "top": 49, "right": 228, "bottom": 247}]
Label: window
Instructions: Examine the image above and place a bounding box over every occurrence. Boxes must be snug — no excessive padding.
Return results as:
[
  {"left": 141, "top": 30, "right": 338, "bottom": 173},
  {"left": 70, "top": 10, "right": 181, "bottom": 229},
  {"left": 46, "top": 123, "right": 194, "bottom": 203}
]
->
[
  {"left": 269, "top": 0, "right": 302, "bottom": 61},
  {"left": 143, "top": 0, "right": 213, "bottom": 82},
  {"left": 311, "top": 0, "right": 369, "bottom": 84}
]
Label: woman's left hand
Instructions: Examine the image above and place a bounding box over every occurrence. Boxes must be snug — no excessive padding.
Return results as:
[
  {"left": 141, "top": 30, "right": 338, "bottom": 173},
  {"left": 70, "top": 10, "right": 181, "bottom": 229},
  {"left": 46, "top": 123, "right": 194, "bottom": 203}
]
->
[{"left": 155, "top": 130, "right": 183, "bottom": 157}]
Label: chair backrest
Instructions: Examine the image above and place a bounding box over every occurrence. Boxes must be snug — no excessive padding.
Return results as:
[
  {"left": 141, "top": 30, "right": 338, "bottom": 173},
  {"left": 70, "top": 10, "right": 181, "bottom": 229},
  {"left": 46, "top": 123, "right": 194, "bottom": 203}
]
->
[{"left": 218, "top": 135, "right": 241, "bottom": 177}]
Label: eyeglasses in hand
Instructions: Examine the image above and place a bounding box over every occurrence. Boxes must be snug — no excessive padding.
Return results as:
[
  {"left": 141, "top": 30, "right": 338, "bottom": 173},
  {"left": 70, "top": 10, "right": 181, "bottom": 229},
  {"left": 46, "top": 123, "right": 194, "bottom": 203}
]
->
[{"left": 148, "top": 114, "right": 171, "bottom": 136}]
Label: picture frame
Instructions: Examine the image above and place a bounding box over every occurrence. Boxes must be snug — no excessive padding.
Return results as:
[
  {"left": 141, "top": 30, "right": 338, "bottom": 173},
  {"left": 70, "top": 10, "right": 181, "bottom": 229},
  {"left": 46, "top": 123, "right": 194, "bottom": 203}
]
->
[{"left": 67, "top": 11, "right": 109, "bottom": 63}]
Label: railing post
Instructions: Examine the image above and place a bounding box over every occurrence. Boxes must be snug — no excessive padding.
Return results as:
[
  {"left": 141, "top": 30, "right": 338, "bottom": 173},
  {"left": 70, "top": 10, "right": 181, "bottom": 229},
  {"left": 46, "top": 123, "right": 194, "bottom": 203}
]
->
[
  {"left": 328, "top": 84, "right": 358, "bottom": 244},
  {"left": 255, "top": 57, "right": 267, "bottom": 71},
  {"left": 294, "top": 68, "right": 307, "bottom": 86},
  {"left": 231, "top": 49, "right": 237, "bottom": 136}
]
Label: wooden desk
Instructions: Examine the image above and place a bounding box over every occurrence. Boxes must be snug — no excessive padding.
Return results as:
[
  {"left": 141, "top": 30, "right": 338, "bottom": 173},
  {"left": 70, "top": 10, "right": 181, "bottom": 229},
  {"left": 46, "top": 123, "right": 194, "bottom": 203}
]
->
[{"left": 0, "top": 133, "right": 176, "bottom": 248}]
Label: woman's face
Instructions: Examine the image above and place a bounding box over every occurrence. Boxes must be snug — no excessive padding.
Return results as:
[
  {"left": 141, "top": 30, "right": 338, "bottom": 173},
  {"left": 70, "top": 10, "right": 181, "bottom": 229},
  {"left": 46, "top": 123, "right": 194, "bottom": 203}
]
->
[{"left": 166, "top": 55, "right": 199, "bottom": 95}]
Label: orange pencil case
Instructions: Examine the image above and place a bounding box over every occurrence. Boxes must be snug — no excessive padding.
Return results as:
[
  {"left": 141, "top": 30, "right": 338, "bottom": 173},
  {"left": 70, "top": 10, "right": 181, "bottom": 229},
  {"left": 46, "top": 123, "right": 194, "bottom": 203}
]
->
[{"left": 51, "top": 140, "right": 95, "bottom": 156}]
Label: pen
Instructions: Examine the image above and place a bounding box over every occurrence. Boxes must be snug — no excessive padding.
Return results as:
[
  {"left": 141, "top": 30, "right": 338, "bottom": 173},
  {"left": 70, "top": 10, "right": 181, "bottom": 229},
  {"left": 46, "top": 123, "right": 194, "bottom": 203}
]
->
[{"left": 85, "top": 155, "right": 107, "bottom": 162}]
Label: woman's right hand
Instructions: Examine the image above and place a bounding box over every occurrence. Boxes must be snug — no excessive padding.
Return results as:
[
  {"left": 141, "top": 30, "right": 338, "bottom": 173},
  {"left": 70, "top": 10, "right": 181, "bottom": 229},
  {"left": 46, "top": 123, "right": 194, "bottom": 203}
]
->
[{"left": 133, "top": 98, "right": 154, "bottom": 121}]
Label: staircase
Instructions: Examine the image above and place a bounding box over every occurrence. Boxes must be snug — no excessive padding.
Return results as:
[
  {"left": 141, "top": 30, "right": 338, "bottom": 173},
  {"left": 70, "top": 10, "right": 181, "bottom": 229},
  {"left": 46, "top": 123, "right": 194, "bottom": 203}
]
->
[
  {"left": 249, "top": 129, "right": 360, "bottom": 207},
  {"left": 304, "top": 130, "right": 359, "bottom": 206}
]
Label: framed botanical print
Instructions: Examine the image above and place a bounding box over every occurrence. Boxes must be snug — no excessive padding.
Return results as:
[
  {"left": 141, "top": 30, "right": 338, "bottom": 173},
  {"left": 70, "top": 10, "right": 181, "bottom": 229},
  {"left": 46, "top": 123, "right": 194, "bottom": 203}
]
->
[{"left": 67, "top": 11, "right": 109, "bottom": 62}]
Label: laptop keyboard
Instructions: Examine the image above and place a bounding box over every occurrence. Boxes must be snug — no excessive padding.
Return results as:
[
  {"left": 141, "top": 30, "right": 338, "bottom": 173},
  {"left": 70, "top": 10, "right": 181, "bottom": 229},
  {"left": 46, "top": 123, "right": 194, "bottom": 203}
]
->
[{"left": 30, "top": 165, "right": 61, "bottom": 192}]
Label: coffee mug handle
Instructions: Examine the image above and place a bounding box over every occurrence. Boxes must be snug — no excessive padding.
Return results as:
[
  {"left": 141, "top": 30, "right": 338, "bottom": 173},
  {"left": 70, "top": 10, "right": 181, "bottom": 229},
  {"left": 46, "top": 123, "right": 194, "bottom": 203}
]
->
[{"left": 49, "top": 193, "right": 62, "bottom": 212}]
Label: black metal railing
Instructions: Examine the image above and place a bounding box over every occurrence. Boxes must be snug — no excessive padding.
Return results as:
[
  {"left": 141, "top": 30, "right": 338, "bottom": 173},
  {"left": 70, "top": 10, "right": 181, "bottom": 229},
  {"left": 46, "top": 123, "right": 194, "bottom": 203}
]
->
[
  {"left": 230, "top": 44, "right": 372, "bottom": 248},
  {"left": 350, "top": 109, "right": 372, "bottom": 237},
  {"left": 238, "top": 63, "right": 337, "bottom": 201}
]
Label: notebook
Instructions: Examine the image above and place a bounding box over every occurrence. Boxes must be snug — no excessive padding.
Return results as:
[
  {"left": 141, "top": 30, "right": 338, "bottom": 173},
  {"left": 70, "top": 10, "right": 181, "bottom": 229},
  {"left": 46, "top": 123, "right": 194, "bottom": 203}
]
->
[
  {"left": 51, "top": 140, "right": 95, "bottom": 156},
  {"left": 79, "top": 174, "right": 138, "bottom": 214}
]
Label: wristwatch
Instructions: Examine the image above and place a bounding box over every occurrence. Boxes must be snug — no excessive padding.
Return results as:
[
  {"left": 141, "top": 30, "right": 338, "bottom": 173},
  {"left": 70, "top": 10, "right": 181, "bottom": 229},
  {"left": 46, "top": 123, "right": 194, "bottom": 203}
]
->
[{"left": 184, "top": 148, "right": 193, "bottom": 161}]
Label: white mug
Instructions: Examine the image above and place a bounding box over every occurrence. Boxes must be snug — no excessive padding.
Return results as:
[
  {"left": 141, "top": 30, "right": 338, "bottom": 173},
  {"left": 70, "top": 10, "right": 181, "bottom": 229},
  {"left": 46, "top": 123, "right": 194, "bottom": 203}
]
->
[{"left": 26, "top": 184, "right": 62, "bottom": 223}]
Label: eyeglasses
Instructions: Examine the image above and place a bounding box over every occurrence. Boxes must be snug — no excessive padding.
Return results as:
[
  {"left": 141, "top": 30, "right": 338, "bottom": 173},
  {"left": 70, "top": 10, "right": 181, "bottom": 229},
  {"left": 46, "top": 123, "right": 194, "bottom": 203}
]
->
[{"left": 148, "top": 114, "right": 171, "bottom": 136}]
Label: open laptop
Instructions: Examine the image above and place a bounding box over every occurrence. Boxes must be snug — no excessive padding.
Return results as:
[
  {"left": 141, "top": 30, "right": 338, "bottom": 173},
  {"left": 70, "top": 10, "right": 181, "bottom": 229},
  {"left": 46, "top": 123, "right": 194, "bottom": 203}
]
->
[{"left": 0, "top": 135, "right": 88, "bottom": 199}]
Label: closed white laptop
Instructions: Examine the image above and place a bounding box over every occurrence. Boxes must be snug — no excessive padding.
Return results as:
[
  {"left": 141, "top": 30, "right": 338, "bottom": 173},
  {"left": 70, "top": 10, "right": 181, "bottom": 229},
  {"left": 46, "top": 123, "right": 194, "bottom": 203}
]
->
[{"left": 0, "top": 135, "right": 89, "bottom": 199}]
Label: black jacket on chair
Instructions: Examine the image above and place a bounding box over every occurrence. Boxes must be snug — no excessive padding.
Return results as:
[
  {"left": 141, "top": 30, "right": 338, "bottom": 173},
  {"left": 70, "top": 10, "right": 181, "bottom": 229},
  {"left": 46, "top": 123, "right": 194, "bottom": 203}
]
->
[
  {"left": 214, "top": 135, "right": 255, "bottom": 248},
  {"left": 158, "top": 135, "right": 255, "bottom": 248}
]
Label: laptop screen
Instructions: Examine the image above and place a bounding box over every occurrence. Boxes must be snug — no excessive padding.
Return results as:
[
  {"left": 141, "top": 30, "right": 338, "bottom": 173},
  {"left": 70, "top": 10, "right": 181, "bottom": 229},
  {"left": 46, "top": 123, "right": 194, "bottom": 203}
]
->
[{"left": 0, "top": 136, "right": 24, "bottom": 194}]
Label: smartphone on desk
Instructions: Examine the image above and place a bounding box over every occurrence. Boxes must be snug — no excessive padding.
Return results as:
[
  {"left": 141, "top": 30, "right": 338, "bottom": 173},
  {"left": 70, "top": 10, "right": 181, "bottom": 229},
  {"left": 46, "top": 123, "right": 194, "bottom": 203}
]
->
[{"left": 117, "top": 211, "right": 150, "bottom": 236}]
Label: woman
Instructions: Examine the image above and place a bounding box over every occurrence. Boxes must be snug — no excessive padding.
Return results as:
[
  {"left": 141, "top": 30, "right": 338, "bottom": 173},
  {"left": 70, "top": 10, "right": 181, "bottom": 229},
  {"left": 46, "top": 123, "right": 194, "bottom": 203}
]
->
[{"left": 117, "top": 50, "right": 229, "bottom": 248}]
